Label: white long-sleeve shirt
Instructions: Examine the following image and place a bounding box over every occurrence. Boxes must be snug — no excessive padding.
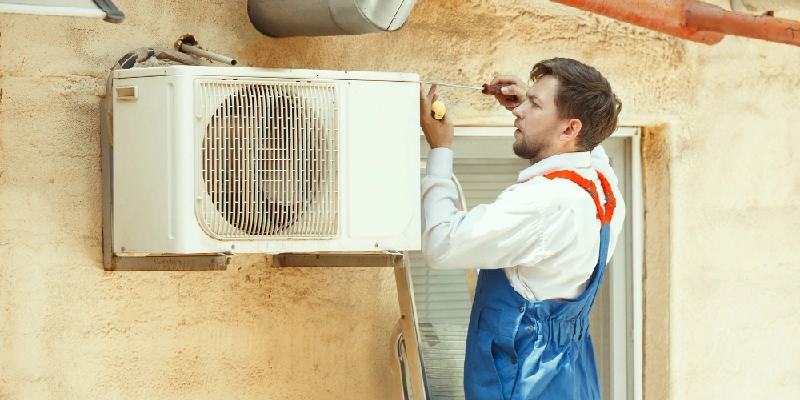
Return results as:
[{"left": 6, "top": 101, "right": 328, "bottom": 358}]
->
[{"left": 421, "top": 145, "right": 626, "bottom": 301}]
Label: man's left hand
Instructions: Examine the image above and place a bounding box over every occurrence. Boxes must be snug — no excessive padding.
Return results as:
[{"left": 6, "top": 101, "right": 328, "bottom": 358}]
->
[{"left": 419, "top": 84, "right": 454, "bottom": 149}]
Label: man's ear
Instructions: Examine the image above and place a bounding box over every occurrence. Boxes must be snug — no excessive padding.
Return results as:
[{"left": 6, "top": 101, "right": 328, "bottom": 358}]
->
[{"left": 559, "top": 119, "right": 582, "bottom": 143}]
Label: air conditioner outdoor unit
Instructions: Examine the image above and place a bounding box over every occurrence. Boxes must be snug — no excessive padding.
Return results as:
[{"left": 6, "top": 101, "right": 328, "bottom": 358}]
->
[{"left": 107, "top": 66, "right": 421, "bottom": 256}]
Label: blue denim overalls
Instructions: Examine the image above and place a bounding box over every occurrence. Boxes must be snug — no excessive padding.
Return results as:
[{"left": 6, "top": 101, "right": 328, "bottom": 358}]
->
[{"left": 464, "top": 170, "right": 616, "bottom": 400}]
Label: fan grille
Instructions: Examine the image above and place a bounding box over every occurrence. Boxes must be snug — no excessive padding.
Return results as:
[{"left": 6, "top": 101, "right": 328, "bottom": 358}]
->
[{"left": 197, "top": 79, "right": 338, "bottom": 238}]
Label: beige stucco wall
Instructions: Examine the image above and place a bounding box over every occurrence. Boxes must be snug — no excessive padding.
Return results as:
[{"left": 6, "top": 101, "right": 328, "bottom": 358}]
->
[{"left": 1, "top": 0, "right": 798, "bottom": 398}]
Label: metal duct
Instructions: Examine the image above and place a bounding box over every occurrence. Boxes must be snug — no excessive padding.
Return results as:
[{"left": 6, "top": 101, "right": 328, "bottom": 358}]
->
[{"left": 248, "top": 0, "right": 417, "bottom": 37}]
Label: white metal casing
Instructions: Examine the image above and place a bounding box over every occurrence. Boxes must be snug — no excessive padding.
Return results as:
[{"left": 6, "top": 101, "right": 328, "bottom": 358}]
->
[{"left": 111, "top": 66, "right": 420, "bottom": 255}]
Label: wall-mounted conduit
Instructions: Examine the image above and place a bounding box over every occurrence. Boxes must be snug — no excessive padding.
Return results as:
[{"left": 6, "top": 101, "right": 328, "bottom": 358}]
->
[{"left": 552, "top": 0, "right": 800, "bottom": 47}]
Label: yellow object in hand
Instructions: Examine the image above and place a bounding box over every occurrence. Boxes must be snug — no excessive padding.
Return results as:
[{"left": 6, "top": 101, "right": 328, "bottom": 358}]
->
[{"left": 431, "top": 100, "right": 446, "bottom": 120}]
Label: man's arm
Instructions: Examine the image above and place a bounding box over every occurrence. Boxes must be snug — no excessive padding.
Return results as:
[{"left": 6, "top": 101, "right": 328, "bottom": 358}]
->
[
  {"left": 418, "top": 84, "right": 552, "bottom": 270},
  {"left": 421, "top": 147, "right": 555, "bottom": 270}
]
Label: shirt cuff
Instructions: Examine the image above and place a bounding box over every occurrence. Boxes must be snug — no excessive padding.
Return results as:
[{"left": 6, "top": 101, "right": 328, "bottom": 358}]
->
[{"left": 426, "top": 148, "right": 454, "bottom": 179}]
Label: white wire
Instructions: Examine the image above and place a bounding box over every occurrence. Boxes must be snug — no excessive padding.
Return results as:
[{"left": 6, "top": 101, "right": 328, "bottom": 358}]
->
[{"left": 451, "top": 173, "right": 468, "bottom": 212}]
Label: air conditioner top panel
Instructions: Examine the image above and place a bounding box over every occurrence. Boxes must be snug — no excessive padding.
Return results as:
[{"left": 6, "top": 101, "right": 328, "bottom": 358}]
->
[{"left": 112, "top": 66, "right": 420, "bottom": 82}]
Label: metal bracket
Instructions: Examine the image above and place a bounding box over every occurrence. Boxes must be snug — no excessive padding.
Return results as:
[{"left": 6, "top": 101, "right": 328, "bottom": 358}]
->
[
  {"left": 274, "top": 252, "right": 404, "bottom": 268},
  {"left": 106, "top": 254, "right": 231, "bottom": 271}
]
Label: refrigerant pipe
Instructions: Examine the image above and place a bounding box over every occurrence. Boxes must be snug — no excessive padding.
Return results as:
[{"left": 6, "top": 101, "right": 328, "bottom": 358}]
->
[{"left": 179, "top": 43, "right": 238, "bottom": 66}]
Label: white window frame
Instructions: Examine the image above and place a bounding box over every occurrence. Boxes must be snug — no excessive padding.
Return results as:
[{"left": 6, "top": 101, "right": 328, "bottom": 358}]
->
[{"left": 442, "top": 126, "right": 644, "bottom": 400}]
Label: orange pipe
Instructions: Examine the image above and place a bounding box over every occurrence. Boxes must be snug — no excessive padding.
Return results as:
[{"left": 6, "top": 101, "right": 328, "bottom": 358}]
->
[
  {"left": 550, "top": 0, "right": 724, "bottom": 44},
  {"left": 684, "top": 0, "right": 800, "bottom": 46},
  {"left": 552, "top": 0, "right": 800, "bottom": 47}
]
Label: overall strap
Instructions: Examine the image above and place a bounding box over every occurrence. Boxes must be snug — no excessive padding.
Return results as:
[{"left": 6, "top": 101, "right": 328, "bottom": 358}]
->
[
  {"left": 543, "top": 170, "right": 616, "bottom": 317},
  {"left": 543, "top": 170, "right": 616, "bottom": 226}
]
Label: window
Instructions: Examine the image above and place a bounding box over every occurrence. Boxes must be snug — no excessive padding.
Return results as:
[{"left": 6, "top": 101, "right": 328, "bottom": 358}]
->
[
  {"left": 588, "top": 128, "right": 644, "bottom": 400},
  {"left": 407, "top": 126, "right": 643, "bottom": 400}
]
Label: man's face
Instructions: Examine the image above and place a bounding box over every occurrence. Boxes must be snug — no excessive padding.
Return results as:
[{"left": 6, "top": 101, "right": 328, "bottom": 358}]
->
[{"left": 511, "top": 75, "right": 564, "bottom": 161}]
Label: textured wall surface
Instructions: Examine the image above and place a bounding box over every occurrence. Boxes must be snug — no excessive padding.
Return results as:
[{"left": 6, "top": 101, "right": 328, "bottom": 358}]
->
[{"left": 1, "top": 0, "right": 799, "bottom": 399}]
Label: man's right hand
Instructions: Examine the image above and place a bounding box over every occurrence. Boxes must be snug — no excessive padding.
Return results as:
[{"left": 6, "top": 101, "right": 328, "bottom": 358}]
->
[{"left": 490, "top": 75, "right": 529, "bottom": 111}]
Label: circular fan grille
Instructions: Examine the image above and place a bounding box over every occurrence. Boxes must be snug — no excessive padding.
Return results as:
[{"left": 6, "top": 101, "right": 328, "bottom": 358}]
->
[{"left": 199, "top": 81, "right": 338, "bottom": 237}]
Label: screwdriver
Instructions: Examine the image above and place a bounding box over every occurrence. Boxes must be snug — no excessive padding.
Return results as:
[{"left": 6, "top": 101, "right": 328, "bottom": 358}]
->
[
  {"left": 420, "top": 81, "right": 518, "bottom": 120},
  {"left": 421, "top": 81, "right": 517, "bottom": 96}
]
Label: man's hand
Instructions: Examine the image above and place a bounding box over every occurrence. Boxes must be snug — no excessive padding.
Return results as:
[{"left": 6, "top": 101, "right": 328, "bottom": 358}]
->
[
  {"left": 489, "top": 75, "right": 529, "bottom": 111},
  {"left": 419, "top": 84, "right": 454, "bottom": 149}
]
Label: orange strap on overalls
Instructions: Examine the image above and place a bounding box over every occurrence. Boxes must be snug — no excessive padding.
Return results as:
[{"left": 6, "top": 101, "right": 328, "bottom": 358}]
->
[{"left": 541, "top": 170, "right": 616, "bottom": 226}]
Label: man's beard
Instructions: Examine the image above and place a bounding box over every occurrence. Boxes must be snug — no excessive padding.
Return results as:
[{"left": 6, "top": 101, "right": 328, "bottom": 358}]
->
[
  {"left": 513, "top": 135, "right": 546, "bottom": 160},
  {"left": 513, "top": 122, "right": 559, "bottom": 161}
]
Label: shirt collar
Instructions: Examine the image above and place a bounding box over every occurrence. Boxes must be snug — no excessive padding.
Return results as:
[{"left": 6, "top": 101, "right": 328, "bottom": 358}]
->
[{"left": 517, "top": 151, "right": 591, "bottom": 183}]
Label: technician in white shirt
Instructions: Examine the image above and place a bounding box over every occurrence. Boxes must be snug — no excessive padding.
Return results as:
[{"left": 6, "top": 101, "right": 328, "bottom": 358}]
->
[{"left": 419, "top": 58, "right": 625, "bottom": 399}]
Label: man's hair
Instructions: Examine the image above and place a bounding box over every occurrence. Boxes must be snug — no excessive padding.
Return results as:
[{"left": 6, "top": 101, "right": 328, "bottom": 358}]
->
[{"left": 530, "top": 58, "right": 622, "bottom": 151}]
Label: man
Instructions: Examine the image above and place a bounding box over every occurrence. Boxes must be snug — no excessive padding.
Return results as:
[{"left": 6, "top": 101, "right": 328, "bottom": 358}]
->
[{"left": 418, "top": 58, "right": 625, "bottom": 399}]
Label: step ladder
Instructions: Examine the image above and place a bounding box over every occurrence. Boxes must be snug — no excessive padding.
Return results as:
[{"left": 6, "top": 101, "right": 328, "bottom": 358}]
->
[{"left": 390, "top": 174, "right": 476, "bottom": 400}]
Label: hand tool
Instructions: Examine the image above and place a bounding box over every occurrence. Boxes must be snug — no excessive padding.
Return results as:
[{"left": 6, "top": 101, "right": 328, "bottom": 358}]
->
[
  {"left": 420, "top": 81, "right": 518, "bottom": 120},
  {"left": 431, "top": 100, "right": 446, "bottom": 120}
]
